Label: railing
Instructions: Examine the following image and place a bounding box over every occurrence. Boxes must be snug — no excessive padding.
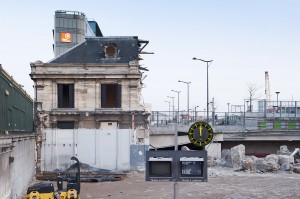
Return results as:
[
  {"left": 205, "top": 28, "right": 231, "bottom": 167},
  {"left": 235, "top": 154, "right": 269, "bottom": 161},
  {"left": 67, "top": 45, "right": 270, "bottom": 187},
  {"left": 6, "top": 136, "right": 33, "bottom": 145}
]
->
[
  {"left": 149, "top": 100, "right": 300, "bottom": 129},
  {"left": 150, "top": 110, "right": 244, "bottom": 127}
]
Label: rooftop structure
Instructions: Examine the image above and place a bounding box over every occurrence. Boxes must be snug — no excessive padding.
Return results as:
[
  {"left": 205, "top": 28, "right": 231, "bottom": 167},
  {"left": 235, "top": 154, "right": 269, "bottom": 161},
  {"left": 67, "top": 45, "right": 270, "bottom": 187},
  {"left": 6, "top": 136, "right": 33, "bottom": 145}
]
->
[{"left": 53, "top": 10, "right": 103, "bottom": 57}]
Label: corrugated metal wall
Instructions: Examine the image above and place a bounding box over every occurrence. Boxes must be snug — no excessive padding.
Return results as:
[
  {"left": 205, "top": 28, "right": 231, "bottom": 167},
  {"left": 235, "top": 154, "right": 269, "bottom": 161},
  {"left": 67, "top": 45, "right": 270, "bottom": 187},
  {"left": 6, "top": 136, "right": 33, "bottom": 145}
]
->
[{"left": 0, "top": 67, "right": 33, "bottom": 133}]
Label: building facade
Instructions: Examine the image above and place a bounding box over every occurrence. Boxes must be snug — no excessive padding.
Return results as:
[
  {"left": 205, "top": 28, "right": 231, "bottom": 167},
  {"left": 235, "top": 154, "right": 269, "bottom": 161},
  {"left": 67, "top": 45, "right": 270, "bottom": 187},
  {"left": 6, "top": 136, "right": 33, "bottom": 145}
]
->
[{"left": 30, "top": 35, "right": 150, "bottom": 172}]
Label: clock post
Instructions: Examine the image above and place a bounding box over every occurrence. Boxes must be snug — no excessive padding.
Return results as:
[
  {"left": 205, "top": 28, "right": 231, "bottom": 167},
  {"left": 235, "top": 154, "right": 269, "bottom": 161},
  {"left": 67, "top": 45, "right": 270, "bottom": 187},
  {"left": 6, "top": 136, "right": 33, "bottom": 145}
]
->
[{"left": 145, "top": 122, "right": 212, "bottom": 192}]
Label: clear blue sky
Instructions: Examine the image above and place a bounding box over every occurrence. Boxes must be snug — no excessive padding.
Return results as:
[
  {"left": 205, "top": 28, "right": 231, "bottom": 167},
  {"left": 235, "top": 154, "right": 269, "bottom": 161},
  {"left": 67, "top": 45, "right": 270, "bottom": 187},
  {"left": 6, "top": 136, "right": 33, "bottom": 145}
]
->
[{"left": 1, "top": 1, "right": 300, "bottom": 112}]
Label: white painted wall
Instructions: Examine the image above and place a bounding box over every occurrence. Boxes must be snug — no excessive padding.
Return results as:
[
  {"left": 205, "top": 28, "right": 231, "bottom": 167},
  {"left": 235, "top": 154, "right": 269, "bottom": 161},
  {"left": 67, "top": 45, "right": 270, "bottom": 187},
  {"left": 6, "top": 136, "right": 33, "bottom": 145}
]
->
[
  {"left": 10, "top": 138, "right": 35, "bottom": 199},
  {"left": 0, "top": 137, "right": 35, "bottom": 199},
  {"left": 42, "top": 128, "right": 131, "bottom": 171},
  {"left": 0, "top": 152, "right": 11, "bottom": 199}
]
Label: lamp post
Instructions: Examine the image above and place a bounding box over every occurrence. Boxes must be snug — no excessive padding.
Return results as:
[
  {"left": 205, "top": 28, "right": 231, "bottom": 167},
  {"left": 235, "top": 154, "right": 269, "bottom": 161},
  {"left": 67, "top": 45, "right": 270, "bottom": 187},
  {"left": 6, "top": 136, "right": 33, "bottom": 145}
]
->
[
  {"left": 275, "top": 92, "right": 280, "bottom": 107},
  {"left": 164, "top": 101, "right": 171, "bottom": 122},
  {"left": 167, "top": 96, "right": 175, "bottom": 122},
  {"left": 193, "top": 57, "right": 213, "bottom": 123},
  {"left": 194, "top": 106, "right": 199, "bottom": 122},
  {"left": 178, "top": 80, "right": 191, "bottom": 124},
  {"left": 170, "top": 91, "right": 181, "bottom": 199},
  {"left": 171, "top": 90, "right": 181, "bottom": 124}
]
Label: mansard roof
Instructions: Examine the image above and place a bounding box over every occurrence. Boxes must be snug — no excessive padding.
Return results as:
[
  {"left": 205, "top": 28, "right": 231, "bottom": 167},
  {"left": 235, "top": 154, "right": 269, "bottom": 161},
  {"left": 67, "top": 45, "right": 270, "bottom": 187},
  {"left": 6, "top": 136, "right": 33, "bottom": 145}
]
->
[{"left": 49, "top": 36, "right": 141, "bottom": 64}]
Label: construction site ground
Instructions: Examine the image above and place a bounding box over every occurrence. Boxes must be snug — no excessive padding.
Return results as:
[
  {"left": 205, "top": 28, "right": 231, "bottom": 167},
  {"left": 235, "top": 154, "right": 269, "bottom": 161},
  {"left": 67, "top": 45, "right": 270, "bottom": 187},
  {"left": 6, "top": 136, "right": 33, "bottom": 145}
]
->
[{"left": 80, "top": 167, "right": 300, "bottom": 199}]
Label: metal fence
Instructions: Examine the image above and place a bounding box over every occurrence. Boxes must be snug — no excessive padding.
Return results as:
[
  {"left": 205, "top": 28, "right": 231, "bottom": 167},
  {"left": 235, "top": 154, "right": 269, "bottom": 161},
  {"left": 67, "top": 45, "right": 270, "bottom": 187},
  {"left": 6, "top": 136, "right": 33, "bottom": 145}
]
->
[
  {"left": 150, "top": 110, "right": 244, "bottom": 127},
  {"left": 0, "top": 67, "right": 33, "bottom": 133},
  {"left": 150, "top": 99, "right": 300, "bottom": 127}
]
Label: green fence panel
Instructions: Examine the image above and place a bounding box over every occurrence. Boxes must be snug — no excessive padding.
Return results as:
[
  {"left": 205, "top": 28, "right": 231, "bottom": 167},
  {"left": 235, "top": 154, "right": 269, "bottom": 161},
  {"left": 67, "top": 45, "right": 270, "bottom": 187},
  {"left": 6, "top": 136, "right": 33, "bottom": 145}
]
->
[
  {"left": 274, "top": 122, "right": 282, "bottom": 129},
  {"left": 259, "top": 122, "right": 267, "bottom": 128}
]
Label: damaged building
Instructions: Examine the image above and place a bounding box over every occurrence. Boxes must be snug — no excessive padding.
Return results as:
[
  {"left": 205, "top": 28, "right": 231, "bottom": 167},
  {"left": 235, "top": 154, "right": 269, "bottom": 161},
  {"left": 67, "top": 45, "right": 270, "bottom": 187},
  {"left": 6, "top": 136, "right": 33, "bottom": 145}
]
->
[{"left": 30, "top": 11, "right": 150, "bottom": 172}]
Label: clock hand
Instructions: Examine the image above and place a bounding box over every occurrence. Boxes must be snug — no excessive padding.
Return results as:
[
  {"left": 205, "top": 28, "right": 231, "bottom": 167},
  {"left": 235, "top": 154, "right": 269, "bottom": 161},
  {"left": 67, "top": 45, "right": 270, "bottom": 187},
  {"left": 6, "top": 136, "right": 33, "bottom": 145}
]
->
[{"left": 199, "top": 126, "right": 202, "bottom": 137}]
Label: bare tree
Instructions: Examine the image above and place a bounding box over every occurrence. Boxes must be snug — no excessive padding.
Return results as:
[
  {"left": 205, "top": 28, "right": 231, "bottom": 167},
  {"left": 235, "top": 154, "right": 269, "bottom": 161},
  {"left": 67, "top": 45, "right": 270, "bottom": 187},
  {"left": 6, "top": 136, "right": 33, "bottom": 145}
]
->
[{"left": 246, "top": 83, "right": 260, "bottom": 112}]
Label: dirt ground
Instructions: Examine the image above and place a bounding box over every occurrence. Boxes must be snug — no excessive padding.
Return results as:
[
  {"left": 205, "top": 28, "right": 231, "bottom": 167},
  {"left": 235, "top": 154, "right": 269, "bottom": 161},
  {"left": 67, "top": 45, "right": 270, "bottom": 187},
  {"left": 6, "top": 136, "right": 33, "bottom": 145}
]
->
[{"left": 80, "top": 167, "right": 300, "bottom": 199}]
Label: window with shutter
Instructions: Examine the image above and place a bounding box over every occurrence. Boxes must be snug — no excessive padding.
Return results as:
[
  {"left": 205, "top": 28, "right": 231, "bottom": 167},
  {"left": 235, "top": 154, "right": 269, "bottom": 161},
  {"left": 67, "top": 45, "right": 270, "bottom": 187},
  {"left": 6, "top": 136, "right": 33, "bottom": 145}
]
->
[{"left": 101, "top": 84, "right": 121, "bottom": 108}]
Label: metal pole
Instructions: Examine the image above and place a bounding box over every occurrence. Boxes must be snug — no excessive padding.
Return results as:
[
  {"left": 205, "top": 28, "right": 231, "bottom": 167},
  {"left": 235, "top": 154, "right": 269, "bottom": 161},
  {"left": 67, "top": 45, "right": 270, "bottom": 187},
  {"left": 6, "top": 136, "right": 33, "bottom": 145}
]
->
[
  {"left": 194, "top": 106, "right": 199, "bottom": 122},
  {"left": 174, "top": 182, "right": 179, "bottom": 199},
  {"left": 165, "top": 101, "right": 171, "bottom": 122},
  {"left": 227, "top": 103, "right": 230, "bottom": 113},
  {"left": 178, "top": 80, "right": 191, "bottom": 124},
  {"left": 206, "top": 62, "right": 209, "bottom": 123},
  {"left": 171, "top": 90, "right": 180, "bottom": 199},
  {"left": 193, "top": 58, "right": 213, "bottom": 123},
  {"left": 171, "top": 90, "right": 181, "bottom": 150},
  {"left": 171, "top": 90, "right": 181, "bottom": 126},
  {"left": 168, "top": 96, "right": 175, "bottom": 122},
  {"left": 187, "top": 83, "right": 190, "bottom": 124},
  {"left": 178, "top": 93, "right": 180, "bottom": 125},
  {"left": 276, "top": 92, "right": 280, "bottom": 107}
]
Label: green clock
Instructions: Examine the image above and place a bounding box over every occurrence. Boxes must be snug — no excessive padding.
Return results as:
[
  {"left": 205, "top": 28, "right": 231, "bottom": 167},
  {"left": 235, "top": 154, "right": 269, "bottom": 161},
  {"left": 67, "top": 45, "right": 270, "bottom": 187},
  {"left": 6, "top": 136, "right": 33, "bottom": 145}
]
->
[{"left": 188, "top": 122, "right": 214, "bottom": 147}]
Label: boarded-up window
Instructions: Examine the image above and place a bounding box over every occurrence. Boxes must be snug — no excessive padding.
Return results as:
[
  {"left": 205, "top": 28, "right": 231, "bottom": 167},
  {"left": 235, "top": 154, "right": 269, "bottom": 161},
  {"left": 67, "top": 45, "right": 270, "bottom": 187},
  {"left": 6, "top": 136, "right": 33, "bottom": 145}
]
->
[
  {"left": 57, "top": 121, "right": 74, "bottom": 129},
  {"left": 58, "top": 84, "right": 74, "bottom": 108},
  {"left": 101, "top": 84, "right": 121, "bottom": 108}
]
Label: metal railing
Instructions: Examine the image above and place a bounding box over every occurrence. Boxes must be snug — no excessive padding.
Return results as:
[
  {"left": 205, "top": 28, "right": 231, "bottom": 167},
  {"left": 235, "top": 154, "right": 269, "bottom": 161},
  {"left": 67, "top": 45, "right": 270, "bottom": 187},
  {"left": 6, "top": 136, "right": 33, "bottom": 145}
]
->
[{"left": 149, "top": 99, "right": 300, "bottom": 128}]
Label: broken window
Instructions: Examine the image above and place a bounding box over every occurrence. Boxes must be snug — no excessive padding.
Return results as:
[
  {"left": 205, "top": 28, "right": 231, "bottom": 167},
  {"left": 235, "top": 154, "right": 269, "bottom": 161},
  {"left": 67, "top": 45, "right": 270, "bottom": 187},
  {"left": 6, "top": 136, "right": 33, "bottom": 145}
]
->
[
  {"left": 57, "top": 121, "right": 74, "bottom": 129},
  {"left": 57, "top": 84, "right": 74, "bottom": 108},
  {"left": 104, "top": 43, "right": 118, "bottom": 58},
  {"left": 101, "top": 84, "right": 121, "bottom": 108}
]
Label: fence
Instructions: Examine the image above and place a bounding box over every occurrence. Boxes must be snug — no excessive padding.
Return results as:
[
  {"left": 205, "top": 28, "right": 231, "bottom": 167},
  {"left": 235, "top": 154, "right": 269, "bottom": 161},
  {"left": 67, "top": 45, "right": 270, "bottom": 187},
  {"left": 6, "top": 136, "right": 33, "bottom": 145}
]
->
[{"left": 150, "top": 99, "right": 300, "bottom": 128}]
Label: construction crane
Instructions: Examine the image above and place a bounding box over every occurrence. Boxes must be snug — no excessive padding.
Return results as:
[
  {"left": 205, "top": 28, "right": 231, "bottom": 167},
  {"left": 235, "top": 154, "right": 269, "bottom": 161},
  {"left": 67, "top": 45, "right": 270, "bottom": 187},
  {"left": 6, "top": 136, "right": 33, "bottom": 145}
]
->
[{"left": 265, "top": 71, "right": 271, "bottom": 109}]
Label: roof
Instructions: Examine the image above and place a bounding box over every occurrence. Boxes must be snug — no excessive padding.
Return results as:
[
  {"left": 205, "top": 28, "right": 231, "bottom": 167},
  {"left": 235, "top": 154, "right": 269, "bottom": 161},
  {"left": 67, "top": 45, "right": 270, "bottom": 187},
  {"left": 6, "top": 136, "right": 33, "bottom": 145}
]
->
[{"left": 49, "top": 36, "right": 141, "bottom": 64}]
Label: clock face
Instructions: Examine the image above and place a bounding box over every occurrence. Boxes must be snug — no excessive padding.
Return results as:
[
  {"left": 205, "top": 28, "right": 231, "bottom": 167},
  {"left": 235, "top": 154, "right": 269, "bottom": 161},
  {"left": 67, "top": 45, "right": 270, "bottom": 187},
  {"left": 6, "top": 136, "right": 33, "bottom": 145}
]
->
[{"left": 188, "top": 122, "right": 214, "bottom": 147}]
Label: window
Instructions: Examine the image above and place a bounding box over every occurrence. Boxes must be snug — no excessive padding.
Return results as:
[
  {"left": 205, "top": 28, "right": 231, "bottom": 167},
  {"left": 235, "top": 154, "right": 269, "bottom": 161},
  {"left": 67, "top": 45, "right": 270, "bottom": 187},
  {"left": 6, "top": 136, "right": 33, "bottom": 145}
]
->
[
  {"left": 58, "top": 84, "right": 74, "bottom": 108},
  {"left": 101, "top": 84, "right": 121, "bottom": 108},
  {"left": 57, "top": 121, "right": 75, "bottom": 129}
]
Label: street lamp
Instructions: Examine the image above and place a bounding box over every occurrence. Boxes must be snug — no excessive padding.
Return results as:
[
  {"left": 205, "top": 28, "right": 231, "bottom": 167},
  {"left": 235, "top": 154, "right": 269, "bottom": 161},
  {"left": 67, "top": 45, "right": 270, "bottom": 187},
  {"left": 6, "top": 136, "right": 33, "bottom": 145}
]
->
[
  {"left": 164, "top": 101, "right": 171, "bottom": 122},
  {"left": 171, "top": 90, "right": 181, "bottom": 153},
  {"left": 167, "top": 96, "right": 175, "bottom": 122},
  {"left": 171, "top": 90, "right": 181, "bottom": 123},
  {"left": 193, "top": 57, "right": 213, "bottom": 123},
  {"left": 194, "top": 106, "right": 199, "bottom": 122},
  {"left": 178, "top": 80, "right": 191, "bottom": 124},
  {"left": 275, "top": 92, "right": 280, "bottom": 107}
]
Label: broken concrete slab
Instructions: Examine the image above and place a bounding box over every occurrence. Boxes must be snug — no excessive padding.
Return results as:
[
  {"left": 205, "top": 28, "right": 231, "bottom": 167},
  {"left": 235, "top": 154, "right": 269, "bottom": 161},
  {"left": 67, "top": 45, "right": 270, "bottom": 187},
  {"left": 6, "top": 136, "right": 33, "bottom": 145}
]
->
[
  {"left": 231, "top": 144, "right": 245, "bottom": 170},
  {"left": 221, "top": 149, "right": 232, "bottom": 167}
]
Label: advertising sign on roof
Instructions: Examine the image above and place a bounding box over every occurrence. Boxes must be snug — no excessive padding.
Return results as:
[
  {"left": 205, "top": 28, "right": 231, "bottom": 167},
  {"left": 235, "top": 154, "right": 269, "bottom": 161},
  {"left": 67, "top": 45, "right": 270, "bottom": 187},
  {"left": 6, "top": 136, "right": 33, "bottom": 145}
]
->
[{"left": 61, "top": 32, "right": 71, "bottom": 43}]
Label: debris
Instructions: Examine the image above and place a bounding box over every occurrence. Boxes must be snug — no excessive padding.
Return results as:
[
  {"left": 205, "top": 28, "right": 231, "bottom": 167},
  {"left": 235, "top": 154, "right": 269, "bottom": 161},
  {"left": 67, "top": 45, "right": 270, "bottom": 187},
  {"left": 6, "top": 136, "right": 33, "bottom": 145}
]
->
[
  {"left": 278, "top": 155, "right": 294, "bottom": 171},
  {"left": 291, "top": 163, "right": 300, "bottom": 174},
  {"left": 231, "top": 144, "right": 245, "bottom": 171},
  {"left": 221, "top": 149, "right": 232, "bottom": 167},
  {"left": 37, "top": 163, "right": 126, "bottom": 182},
  {"left": 242, "top": 157, "right": 255, "bottom": 171},
  {"left": 277, "top": 145, "right": 291, "bottom": 155}
]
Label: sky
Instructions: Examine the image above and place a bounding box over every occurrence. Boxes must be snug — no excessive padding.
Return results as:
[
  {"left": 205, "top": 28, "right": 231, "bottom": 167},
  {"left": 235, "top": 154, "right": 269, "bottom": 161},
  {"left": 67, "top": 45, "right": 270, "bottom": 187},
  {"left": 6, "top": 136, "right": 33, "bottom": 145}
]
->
[{"left": 1, "top": 0, "right": 300, "bottom": 112}]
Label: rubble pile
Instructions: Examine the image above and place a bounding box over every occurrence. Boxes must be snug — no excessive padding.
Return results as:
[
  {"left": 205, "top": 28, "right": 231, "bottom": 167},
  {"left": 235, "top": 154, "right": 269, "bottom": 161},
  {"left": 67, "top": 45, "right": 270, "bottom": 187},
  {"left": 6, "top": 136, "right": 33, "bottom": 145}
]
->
[{"left": 211, "top": 144, "right": 300, "bottom": 174}]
